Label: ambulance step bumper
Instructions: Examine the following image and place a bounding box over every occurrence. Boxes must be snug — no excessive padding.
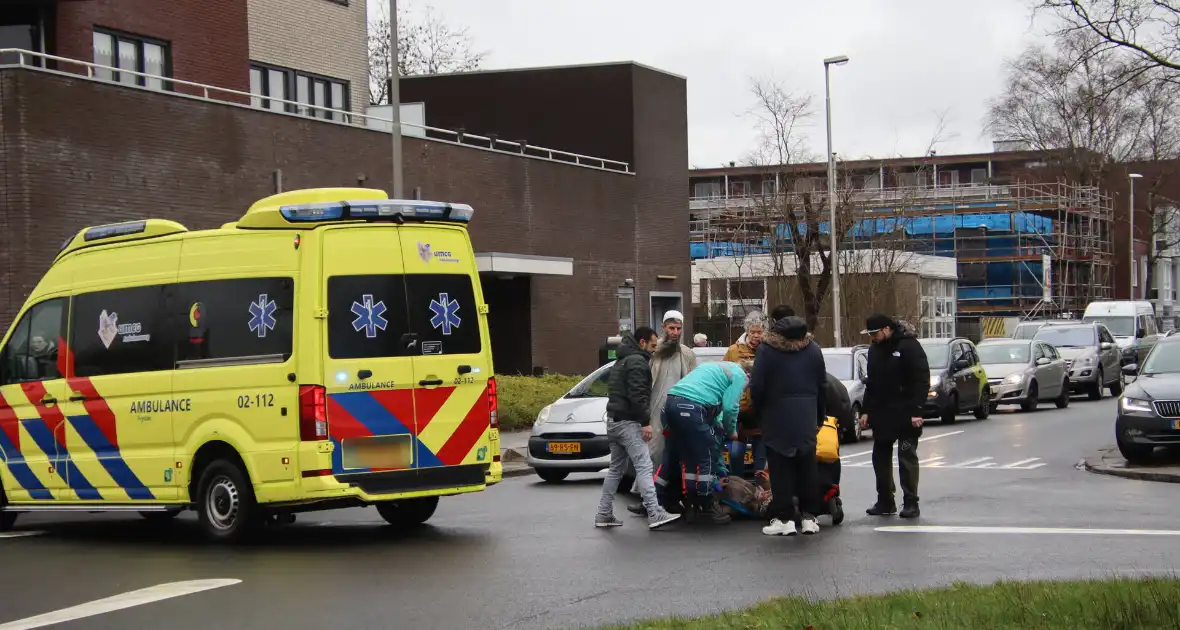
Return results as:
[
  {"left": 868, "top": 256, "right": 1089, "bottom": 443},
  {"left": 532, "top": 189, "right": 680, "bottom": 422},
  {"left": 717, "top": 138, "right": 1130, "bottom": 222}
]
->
[
  {"left": 2, "top": 504, "right": 186, "bottom": 513},
  {"left": 337, "top": 464, "right": 490, "bottom": 495}
]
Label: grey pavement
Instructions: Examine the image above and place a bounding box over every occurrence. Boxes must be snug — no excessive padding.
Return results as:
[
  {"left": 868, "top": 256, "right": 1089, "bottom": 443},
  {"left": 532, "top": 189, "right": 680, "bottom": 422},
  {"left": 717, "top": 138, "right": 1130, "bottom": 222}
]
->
[
  {"left": 1086, "top": 446, "right": 1180, "bottom": 483},
  {"left": 3, "top": 394, "right": 1180, "bottom": 630}
]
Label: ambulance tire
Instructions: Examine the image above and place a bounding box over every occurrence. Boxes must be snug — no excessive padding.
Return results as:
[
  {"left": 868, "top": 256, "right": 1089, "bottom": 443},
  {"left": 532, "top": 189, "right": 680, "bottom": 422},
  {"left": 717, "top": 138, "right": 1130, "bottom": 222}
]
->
[
  {"left": 0, "top": 489, "right": 15, "bottom": 532},
  {"left": 196, "top": 459, "right": 260, "bottom": 543},
  {"left": 376, "top": 496, "right": 439, "bottom": 529}
]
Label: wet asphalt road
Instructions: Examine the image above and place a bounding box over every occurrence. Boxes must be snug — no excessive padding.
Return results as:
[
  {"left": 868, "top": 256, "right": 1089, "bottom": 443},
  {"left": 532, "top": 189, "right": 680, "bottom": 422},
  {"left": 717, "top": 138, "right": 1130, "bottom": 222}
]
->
[{"left": 3, "top": 394, "right": 1180, "bottom": 630}]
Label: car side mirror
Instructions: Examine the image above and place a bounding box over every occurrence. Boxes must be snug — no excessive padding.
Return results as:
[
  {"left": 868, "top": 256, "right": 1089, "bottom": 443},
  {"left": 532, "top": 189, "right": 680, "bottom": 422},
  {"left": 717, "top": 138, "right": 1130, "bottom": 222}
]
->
[
  {"left": 1136, "top": 329, "right": 1146, "bottom": 339},
  {"left": 1122, "top": 363, "right": 1140, "bottom": 377},
  {"left": 1035, "top": 357, "right": 1050, "bottom": 366},
  {"left": 954, "top": 358, "right": 970, "bottom": 370},
  {"left": 1100, "top": 342, "right": 1114, "bottom": 350}
]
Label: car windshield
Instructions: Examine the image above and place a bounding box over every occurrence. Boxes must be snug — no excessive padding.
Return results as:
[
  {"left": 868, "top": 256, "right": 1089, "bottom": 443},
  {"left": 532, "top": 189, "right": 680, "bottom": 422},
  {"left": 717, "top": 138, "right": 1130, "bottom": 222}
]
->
[
  {"left": 1034, "top": 326, "right": 1096, "bottom": 348},
  {"left": 694, "top": 350, "right": 726, "bottom": 364},
  {"left": 567, "top": 364, "right": 611, "bottom": 397},
  {"left": 920, "top": 343, "right": 950, "bottom": 368},
  {"left": 1142, "top": 342, "right": 1180, "bottom": 374},
  {"left": 977, "top": 343, "right": 1029, "bottom": 364},
  {"left": 1013, "top": 324, "right": 1042, "bottom": 340},
  {"left": 823, "top": 353, "right": 853, "bottom": 380},
  {"left": 1083, "top": 316, "right": 1135, "bottom": 337}
]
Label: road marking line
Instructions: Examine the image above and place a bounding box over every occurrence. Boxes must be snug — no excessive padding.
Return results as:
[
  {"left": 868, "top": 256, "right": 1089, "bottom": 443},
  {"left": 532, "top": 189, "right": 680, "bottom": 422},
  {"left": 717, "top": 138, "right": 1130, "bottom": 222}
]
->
[
  {"left": 0, "top": 579, "right": 241, "bottom": 630},
  {"left": 0, "top": 531, "right": 43, "bottom": 539},
  {"left": 1001, "top": 458, "right": 1041, "bottom": 469},
  {"left": 948, "top": 457, "right": 993, "bottom": 468},
  {"left": 918, "top": 456, "right": 945, "bottom": 465},
  {"left": 840, "top": 430, "right": 964, "bottom": 460},
  {"left": 977, "top": 462, "right": 997, "bottom": 468},
  {"left": 877, "top": 525, "right": 1180, "bottom": 536}
]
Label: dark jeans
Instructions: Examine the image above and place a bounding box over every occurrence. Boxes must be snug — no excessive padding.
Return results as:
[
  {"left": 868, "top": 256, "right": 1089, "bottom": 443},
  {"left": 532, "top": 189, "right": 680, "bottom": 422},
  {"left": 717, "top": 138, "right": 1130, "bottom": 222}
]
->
[
  {"left": 765, "top": 446, "right": 819, "bottom": 521},
  {"left": 873, "top": 435, "right": 920, "bottom": 506},
  {"left": 657, "top": 395, "right": 717, "bottom": 497}
]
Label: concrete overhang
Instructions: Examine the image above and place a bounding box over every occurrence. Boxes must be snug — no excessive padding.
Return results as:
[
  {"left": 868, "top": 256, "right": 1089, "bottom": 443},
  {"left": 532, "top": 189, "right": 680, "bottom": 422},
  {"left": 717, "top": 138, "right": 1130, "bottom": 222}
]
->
[{"left": 476, "top": 252, "right": 573, "bottom": 277}]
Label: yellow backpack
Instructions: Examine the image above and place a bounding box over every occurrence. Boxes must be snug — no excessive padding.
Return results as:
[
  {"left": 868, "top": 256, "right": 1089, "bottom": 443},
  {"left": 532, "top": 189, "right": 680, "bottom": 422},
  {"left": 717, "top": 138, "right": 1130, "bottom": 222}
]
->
[{"left": 816, "top": 416, "right": 840, "bottom": 462}]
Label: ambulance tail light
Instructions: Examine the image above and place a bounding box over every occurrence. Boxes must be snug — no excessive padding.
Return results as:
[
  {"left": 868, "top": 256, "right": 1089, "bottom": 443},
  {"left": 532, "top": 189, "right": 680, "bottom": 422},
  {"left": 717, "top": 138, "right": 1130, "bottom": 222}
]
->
[
  {"left": 299, "top": 385, "right": 329, "bottom": 441},
  {"left": 488, "top": 377, "right": 499, "bottom": 429}
]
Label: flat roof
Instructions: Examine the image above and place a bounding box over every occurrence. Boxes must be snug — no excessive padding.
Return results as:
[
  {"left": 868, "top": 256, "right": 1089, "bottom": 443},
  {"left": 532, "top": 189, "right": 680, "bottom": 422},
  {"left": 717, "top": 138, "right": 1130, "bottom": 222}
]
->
[{"left": 404, "top": 60, "right": 686, "bottom": 82}]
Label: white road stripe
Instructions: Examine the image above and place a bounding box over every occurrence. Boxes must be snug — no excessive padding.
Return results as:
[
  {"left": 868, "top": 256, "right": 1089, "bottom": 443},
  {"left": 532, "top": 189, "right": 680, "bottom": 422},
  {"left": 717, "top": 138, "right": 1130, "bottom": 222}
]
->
[
  {"left": 918, "top": 456, "right": 945, "bottom": 465},
  {"left": 840, "top": 430, "right": 964, "bottom": 460},
  {"left": 877, "top": 525, "right": 1180, "bottom": 536},
  {"left": 0, "top": 531, "right": 43, "bottom": 539},
  {"left": 0, "top": 579, "right": 241, "bottom": 630},
  {"left": 948, "top": 457, "right": 993, "bottom": 468},
  {"left": 1001, "top": 458, "right": 1041, "bottom": 469}
]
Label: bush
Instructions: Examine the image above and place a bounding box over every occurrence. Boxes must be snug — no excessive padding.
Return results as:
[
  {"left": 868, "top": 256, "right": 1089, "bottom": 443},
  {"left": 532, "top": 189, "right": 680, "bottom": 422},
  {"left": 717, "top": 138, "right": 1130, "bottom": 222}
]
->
[{"left": 496, "top": 374, "right": 585, "bottom": 431}]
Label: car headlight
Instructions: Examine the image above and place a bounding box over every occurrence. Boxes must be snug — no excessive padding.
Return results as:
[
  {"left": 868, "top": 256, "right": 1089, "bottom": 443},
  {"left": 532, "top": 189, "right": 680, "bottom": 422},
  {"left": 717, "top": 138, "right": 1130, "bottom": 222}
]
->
[
  {"left": 535, "top": 405, "right": 552, "bottom": 426},
  {"left": 930, "top": 375, "right": 942, "bottom": 388},
  {"left": 1121, "top": 397, "right": 1154, "bottom": 414},
  {"left": 1077, "top": 356, "right": 1096, "bottom": 366},
  {"left": 1003, "top": 373, "right": 1024, "bottom": 385}
]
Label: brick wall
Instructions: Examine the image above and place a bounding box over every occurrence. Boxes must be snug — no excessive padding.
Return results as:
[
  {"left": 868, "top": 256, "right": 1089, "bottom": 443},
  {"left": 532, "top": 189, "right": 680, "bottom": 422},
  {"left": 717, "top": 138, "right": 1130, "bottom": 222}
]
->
[
  {"left": 246, "top": 0, "right": 369, "bottom": 114},
  {"left": 54, "top": 0, "right": 251, "bottom": 97},
  {"left": 0, "top": 68, "right": 683, "bottom": 375}
]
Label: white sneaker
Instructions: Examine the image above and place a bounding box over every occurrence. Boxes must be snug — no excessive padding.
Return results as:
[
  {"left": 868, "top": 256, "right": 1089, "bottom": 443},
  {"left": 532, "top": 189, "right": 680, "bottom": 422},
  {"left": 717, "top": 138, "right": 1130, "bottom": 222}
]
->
[
  {"left": 800, "top": 517, "right": 820, "bottom": 535},
  {"left": 762, "top": 518, "right": 796, "bottom": 536}
]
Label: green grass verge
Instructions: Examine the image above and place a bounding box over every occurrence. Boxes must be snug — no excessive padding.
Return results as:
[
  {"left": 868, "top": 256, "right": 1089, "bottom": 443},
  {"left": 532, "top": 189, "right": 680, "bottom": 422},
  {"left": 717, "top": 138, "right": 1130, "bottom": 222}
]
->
[
  {"left": 496, "top": 374, "right": 584, "bottom": 431},
  {"left": 605, "top": 578, "right": 1180, "bottom": 630}
]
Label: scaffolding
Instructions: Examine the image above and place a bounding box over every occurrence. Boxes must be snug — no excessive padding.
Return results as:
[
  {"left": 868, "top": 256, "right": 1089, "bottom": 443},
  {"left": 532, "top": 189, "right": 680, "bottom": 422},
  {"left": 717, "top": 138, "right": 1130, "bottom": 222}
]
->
[{"left": 689, "top": 181, "right": 1115, "bottom": 320}]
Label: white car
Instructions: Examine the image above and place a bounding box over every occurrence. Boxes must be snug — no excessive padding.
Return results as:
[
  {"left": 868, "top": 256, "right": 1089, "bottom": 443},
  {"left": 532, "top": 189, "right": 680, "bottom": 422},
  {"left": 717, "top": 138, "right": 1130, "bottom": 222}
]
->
[
  {"left": 820, "top": 345, "right": 869, "bottom": 443},
  {"left": 527, "top": 346, "right": 725, "bottom": 482}
]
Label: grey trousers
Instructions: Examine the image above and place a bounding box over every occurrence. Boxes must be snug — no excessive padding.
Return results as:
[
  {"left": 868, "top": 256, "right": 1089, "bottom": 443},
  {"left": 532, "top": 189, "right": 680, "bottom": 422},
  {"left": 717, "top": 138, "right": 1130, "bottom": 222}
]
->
[{"left": 598, "top": 420, "right": 661, "bottom": 517}]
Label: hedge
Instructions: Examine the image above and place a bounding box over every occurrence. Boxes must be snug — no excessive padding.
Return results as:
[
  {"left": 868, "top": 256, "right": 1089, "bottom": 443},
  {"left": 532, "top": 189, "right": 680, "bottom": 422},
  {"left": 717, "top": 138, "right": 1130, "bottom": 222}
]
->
[{"left": 496, "top": 374, "right": 585, "bottom": 431}]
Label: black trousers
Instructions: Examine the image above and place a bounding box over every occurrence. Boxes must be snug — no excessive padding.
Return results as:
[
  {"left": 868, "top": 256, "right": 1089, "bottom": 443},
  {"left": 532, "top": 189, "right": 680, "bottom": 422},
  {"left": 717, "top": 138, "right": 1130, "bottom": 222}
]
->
[
  {"left": 766, "top": 446, "right": 819, "bottom": 521},
  {"left": 872, "top": 435, "right": 920, "bottom": 506}
]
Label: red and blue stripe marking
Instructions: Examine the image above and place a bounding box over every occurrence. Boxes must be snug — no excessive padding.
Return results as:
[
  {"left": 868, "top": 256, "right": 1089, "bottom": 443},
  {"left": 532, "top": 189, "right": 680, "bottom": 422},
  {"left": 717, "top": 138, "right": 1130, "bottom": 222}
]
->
[{"left": 0, "top": 392, "right": 53, "bottom": 500}]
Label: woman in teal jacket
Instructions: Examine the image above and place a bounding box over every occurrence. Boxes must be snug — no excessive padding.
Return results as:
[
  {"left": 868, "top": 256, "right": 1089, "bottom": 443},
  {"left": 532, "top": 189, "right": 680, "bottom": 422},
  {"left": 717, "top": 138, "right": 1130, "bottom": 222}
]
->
[{"left": 654, "top": 361, "right": 748, "bottom": 524}]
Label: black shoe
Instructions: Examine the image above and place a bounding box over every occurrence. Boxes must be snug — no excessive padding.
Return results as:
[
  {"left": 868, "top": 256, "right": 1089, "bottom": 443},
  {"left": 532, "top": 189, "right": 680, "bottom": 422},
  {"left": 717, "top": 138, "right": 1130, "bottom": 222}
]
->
[
  {"left": 866, "top": 502, "right": 897, "bottom": 516},
  {"left": 626, "top": 503, "right": 648, "bottom": 517},
  {"left": 899, "top": 504, "right": 920, "bottom": 519}
]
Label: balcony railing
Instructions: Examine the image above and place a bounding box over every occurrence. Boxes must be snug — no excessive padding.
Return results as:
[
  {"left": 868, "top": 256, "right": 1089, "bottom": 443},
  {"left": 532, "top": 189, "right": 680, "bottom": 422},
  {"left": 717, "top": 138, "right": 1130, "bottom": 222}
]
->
[
  {"left": 690, "top": 183, "right": 1015, "bottom": 211},
  {"left": 0, "top": 48, "right": 633, "bottom": 174}
]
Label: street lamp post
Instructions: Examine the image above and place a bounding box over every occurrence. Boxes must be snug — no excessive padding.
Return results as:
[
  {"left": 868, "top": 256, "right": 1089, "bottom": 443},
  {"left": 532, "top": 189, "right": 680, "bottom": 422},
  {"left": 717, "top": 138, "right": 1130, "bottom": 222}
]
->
[
  {"left": 824, "top": 54, "right": 849, "bottom": 347},
  {"left": 389, "top": 0, "right": 404, "bottom": 198},
  {"left": 1130, "top": 173, "right": 1144, "bottom": 299}
]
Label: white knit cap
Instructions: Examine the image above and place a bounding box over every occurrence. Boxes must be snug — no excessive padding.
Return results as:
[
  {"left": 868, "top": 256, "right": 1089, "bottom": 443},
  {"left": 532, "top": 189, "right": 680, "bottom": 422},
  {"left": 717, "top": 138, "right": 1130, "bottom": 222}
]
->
[{"left": 662, "top": 310, "right": 684, "bottom": 324}]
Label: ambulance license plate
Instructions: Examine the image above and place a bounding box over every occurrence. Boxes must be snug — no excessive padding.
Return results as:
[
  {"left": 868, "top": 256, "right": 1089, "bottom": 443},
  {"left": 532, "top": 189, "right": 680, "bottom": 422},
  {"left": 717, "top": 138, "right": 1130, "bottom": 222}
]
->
[
  {"left": 744, "top": 450, "right": 754, "bottom": 464},
  {"left": 1173, "top": 419, "right": 1180, "bottom": 431},
  {"left": 547, "top": 442, "right": 581, "bottom": 454},
  {"left": 341, "top": 435, "right": 413, "bottom": 470}
]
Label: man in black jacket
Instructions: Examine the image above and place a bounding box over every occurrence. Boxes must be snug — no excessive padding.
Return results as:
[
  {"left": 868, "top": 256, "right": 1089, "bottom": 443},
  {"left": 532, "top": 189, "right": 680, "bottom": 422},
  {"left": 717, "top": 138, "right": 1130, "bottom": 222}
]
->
[
  {"left": 859, "top": 313, "right": 930, "bottom": 519},
  {"left": 596, "top": 328, "right": 680, "bottom": 530}
]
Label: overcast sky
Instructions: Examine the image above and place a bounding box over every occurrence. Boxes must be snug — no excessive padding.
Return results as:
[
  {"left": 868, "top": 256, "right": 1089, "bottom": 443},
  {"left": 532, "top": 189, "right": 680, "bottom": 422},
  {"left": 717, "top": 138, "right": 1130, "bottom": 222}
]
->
[{"left": 381, "top": 1, "right": 1056, "bottom": 168}]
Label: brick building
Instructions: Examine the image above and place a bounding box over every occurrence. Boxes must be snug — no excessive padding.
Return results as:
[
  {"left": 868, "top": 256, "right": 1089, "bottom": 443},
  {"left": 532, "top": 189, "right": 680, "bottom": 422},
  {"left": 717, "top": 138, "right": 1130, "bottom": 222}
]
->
[{"left": 0, "top": 2, "right": 690, "bottom": 376}]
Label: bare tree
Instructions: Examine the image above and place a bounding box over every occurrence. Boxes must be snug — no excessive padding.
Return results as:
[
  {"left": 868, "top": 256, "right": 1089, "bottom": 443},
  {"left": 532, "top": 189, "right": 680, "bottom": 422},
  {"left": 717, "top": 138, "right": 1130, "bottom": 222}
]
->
[
  {"left": 1037, "top": 1, "right": 1180, "bottom": 77},
  {"left": 368, "top": 2, "right": 488, "bottom": 105}
]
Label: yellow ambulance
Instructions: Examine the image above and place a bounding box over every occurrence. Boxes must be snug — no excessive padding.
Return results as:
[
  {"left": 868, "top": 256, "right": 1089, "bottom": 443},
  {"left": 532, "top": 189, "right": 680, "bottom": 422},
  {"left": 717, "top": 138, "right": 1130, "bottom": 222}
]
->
[{"left": 0, "top": 188, "right": 501, "bottom": 542}]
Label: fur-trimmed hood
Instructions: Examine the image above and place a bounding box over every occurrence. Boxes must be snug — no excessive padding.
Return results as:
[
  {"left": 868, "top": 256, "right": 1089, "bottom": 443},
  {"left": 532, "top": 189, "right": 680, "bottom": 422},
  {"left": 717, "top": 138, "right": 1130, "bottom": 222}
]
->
[{"left": 763, "top": 331, "right": 814, "bottom": 352}]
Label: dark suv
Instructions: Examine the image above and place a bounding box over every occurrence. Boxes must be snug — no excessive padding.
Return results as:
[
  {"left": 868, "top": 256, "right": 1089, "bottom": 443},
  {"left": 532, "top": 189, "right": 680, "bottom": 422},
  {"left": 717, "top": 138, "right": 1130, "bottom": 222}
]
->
[{"left": 918, "top": 337, "right": 991, "bottom": 423}]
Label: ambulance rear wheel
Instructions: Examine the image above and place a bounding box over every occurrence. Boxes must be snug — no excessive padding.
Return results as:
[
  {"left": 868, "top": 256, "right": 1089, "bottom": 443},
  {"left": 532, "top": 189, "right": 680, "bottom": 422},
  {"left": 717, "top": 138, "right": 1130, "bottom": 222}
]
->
[
  {"left": 196, "top": 460, "right": 259, "bottom": 543},
  {"left": 376, "top": 497, "right": 439, "bottom": 528}
]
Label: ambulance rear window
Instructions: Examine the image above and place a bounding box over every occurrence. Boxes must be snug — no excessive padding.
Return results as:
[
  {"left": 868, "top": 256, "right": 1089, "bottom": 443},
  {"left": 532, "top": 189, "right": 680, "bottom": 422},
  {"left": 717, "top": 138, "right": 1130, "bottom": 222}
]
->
[{"left": 327, "top": 274, "right": 481, "bottom": 359}]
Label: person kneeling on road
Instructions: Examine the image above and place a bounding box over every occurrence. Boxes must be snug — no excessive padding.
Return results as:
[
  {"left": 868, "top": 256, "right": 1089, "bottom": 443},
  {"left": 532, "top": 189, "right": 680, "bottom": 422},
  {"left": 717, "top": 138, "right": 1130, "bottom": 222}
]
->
[
  {"left": 652, "top": 360, "right": 748, "bottom": 525},
  {"left": 595, "top": 327, "right": 681, "bottom": 530}
]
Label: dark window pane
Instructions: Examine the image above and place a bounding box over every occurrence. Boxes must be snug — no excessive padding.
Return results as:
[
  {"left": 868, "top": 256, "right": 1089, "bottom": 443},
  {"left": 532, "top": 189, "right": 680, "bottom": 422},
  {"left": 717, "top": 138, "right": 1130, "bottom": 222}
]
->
[
  {"left": 71, "top": 286, "right": 171, "bottom": 377},
  {"left": 175, "top": 278, "right": 294, "bottom": 364},
  {"left": 1, "top": 299, "right": 65, "bottom": 384},
  {"left": 327, "top": 275, "right": 411, "bottom": 359},
  {"left": 405, "top": 275, "right": 482, "bottom": 356}
]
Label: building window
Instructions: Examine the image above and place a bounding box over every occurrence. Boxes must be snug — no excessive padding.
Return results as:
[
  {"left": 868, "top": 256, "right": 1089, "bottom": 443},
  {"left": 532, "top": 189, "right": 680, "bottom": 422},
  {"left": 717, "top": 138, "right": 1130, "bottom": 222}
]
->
[
  {"left": 92, "top": 29, "right": 170, "bottom": 91},
  {"left": 250, "top": 62, "right": 350, "bottom": 120},
  {"left": 970, "top": 168, "right": 987, "bottom": 186},
  {"left": 693, "top": 181, "right": 721, "bottom": 199}
]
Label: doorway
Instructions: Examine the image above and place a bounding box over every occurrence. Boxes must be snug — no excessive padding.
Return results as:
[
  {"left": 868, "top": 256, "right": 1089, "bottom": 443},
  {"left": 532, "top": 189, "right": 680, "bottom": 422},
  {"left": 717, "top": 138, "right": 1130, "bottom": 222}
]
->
[{"left": 649, "top": 292, "right": 683, "bottom": 328}]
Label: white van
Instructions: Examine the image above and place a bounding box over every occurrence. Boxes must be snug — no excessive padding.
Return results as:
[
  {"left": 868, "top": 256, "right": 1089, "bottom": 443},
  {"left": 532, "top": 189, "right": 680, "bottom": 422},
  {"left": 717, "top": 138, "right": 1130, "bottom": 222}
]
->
[{"left": 1082, "top": 301, "right": 1160, "bottom": 365}]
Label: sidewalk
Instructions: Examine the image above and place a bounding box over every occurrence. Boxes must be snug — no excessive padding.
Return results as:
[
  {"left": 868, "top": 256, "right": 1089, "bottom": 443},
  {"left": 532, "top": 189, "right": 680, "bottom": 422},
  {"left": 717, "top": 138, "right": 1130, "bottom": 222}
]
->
[
  {"left": 1084, "top": 447, "right": 1180, "bottom": 483},
  {"left": 499, "top": 430, "right": 533, "bottom": 479}
]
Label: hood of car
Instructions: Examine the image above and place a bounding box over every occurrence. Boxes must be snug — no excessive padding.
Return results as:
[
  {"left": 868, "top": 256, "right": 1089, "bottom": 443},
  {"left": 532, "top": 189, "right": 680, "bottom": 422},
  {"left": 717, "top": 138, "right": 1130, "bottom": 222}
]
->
[
  {"left": 546, "top": 396, "right": 608, "bottom": 424},
  {"left": 1055, "top": 346, "right": 1095, "bottom": 360},
  {"left": 1127, "top": 372, "right": 1180, "bottom": 400},
  {"left": 982, "top": 363, "right": 1026, "bottom": 379}
]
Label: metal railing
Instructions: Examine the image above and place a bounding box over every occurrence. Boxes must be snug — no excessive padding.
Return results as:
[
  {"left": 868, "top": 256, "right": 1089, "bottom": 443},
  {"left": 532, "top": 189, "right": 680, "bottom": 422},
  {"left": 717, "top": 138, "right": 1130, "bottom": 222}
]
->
[
  {"left": 0, "top": 48, "right": 633, "bottom": 174},
  {"left": 689, "top": 183, "right": 1017, "bottom": 211}
]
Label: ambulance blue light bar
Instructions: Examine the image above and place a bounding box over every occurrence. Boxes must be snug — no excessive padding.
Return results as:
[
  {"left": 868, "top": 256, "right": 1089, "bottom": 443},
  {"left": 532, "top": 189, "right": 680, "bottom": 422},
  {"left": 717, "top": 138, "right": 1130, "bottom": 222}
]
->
[{"left": 279, "top": 199, "right": 474, "bottom": 223}]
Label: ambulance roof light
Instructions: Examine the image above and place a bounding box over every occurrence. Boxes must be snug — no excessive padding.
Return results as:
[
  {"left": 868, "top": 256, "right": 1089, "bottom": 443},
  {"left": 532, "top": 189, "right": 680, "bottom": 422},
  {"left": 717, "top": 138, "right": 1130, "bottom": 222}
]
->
[
  {"left": 278, "top": 199, "right": 474, "bottom": 223},
  {"left": 83, "top": 221, "right": 147, "bottom": 242}
]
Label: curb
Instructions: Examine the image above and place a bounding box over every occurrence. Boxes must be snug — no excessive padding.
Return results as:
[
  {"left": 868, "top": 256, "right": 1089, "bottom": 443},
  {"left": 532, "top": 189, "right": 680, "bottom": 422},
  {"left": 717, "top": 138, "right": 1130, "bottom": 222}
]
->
[{"left": 1083, "top": 448, "right": 1180, "bottom": 484}]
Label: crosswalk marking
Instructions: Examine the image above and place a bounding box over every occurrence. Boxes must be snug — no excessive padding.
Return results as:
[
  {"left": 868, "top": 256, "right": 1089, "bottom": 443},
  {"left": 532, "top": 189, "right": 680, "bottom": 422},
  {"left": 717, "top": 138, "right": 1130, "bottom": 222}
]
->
[
  {"left": 845, "top": 456, "right": 1045, "bottom": 470},
  {"left": 839, "top": 430, "right": 965, "bottom": 461}
]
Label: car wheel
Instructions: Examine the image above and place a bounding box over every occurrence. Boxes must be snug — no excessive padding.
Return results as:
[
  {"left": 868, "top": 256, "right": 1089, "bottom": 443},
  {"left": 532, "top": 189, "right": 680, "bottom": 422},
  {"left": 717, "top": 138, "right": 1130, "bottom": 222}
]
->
[
  {"left": 0, "top": 489, "right": 15, "bottom": 532},
  {"left": 196, "top": 459, "right": 260, "bottom": 544},
  {"left": 536, "top": 468, "right": 570, "bottom": 483},
  {"left": 829, "top": 497, "right": 844, "bottom": 526},
  {"left": 1116, "top": 436, "right": 1154, "bottom": 464},
  {"left": 1088, "top": 369, "right": 1104, "bottom": 401},
  {"left": 974, "top": 387, "right": 991, "bottom": 420},
  {"left": 847, "top": 404, "right": 862, "bottom": 443},
  {"left": 376, "top": 496, "right": 439, "bottom": 528},
  {"left": 1056, "top": 380, "right": 1070, "bottom": 408},
  {"left": 1020, "top": 381, "right": 1039, "bottom": 413},
  {"left": 1110, "top": 370, "right": 1125, "bottom": 396},
  {"left": 941, "top": 393, "right": 958, "bottom": 424}
]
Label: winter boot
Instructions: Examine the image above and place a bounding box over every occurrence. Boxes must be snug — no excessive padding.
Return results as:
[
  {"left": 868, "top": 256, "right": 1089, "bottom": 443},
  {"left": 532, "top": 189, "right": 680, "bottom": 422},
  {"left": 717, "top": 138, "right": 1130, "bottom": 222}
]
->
[
  {"left": 866, "top": 501, "right": 897, "bottom": 516},
  {"left": 899, "top": 503, "right": 921, "bottom": 519}
]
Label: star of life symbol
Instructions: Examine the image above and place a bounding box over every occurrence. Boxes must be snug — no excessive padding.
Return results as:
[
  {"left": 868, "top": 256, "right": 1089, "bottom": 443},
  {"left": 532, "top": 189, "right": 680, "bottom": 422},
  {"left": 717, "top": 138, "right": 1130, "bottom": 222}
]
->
[
  {"left": 248, "top": 294, "right": 277, "bottom": 338},
  {"left": 429, "top": 293, "right": 461, "bottom": 336},
  {"left": 351, "top": 294, "right": 388, "bottom": 338}
]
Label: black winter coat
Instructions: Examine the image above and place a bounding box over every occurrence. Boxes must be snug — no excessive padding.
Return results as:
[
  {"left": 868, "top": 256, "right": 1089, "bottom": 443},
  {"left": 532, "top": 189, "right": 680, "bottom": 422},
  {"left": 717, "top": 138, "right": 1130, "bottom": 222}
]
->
[
  {"left": 861, "top": 320, "right": 930, "bottom": 441},
  {"left": 750, "top": 318, "right": 828, "bottom": 456},
  {"left": 605, "top": 333, "right": 654, "bottom": 425}
]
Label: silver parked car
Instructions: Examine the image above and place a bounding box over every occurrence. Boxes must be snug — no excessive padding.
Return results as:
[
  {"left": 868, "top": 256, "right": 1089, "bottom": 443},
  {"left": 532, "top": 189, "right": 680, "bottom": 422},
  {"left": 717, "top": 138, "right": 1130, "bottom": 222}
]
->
[
  {"left": 527, "top": 346, "right": 723, "bottom": 483},
  {"left": 1033, "top": 322, "right": 1124, "bottom": 400},
  {"left": 820, "top": 345, "right": 869, "bottom": 442},
  {"left": 976, "top": 338, "right": 1070, "bottom": 412}
]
